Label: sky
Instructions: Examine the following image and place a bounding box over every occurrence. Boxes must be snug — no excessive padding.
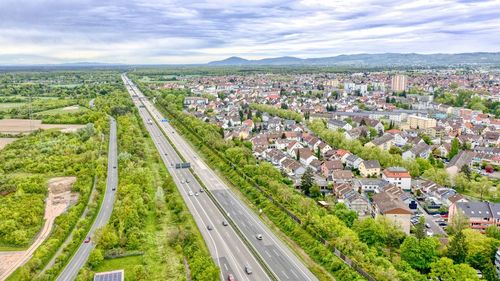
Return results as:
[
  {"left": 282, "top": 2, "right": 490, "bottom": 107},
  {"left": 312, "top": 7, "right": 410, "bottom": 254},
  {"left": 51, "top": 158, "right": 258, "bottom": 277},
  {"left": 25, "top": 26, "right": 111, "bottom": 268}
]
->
[{"left": 0, "top": 0, "right": 499, "bottom": 65}]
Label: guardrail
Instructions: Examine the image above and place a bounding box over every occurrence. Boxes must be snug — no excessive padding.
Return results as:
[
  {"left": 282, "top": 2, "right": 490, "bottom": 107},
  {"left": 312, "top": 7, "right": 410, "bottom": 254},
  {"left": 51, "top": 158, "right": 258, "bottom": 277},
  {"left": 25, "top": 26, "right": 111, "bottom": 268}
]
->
[{"left": 135, "top": 91, "right": 279, "bottom": 281}]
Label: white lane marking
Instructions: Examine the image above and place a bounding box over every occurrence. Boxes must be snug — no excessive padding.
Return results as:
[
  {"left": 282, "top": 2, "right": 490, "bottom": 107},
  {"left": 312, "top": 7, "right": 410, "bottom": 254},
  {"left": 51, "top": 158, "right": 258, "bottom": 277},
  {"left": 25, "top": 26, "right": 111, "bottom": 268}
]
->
[{"left": 282, "top": 270, "right": 290, "bottom": 280}]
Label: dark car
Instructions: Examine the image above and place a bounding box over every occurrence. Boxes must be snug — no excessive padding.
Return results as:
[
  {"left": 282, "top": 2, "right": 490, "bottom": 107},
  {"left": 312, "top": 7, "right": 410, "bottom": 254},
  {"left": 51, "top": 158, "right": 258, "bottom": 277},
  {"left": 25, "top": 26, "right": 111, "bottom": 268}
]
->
[
  {"left": 207, "top": 225, "right": 213, "bottom": 231},
  {"left": 84, "top": 236, "right": 91, "bottom": 243},
  {"left": 222, "top": 221, "right": 228, "bottom": 226}
]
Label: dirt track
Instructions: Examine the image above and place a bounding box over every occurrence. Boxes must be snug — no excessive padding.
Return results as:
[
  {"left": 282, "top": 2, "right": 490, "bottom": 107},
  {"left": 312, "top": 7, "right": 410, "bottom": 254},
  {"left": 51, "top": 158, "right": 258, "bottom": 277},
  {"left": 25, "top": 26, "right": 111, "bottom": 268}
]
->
[
  {"left": 0, "top": 138, "right": 17, "bottom": 150},
  {"left": 0, "top": 177, "right": 78, "bottom": 280}
]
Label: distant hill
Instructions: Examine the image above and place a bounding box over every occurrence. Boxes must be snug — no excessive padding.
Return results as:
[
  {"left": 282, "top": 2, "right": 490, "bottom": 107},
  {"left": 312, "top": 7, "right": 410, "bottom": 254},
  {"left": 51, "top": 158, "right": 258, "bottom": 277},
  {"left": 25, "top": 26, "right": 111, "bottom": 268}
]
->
[{"left": 208, "top": 52, "right": 500, "bottom": 67}]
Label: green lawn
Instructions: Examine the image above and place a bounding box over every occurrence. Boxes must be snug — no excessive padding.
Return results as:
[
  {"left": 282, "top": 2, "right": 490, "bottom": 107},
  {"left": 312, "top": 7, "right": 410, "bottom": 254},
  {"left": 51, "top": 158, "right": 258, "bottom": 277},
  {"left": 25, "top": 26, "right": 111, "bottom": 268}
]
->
[{"left": 94, "top": 256, "right": 143, "bottom": 281}]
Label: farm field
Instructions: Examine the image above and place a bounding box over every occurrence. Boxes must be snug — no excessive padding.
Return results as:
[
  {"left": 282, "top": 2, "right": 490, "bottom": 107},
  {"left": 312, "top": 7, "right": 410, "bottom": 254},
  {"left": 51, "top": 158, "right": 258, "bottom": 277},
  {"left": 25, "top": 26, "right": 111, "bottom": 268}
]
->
[
  {"left": 0, "top": 103, "right": 26, "bottom": 112},
  {"left": 0, "top": 119, "right": 85, "bottom": 134}
]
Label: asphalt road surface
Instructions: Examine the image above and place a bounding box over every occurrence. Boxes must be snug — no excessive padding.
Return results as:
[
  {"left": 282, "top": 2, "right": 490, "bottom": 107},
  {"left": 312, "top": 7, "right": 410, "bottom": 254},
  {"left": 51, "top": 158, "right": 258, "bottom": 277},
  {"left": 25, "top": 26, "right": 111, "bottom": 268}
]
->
[
  {"left": 123, "top": 74, "right": 318, "bottom": 281},
  {"left": 123, "top": 76, "right": 269, "bottom": 281},
  {"left": 56, "top": 117, "right": 118, "bottom": 281}
]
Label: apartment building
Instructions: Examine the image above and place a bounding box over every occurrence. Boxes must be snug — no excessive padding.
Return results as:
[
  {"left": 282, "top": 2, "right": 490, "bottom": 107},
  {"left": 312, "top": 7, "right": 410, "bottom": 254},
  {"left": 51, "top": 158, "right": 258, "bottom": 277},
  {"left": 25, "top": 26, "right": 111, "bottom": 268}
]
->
[
  {"left": 408, "top": 115, "right": 437, "bottom": 130},
  {"left": 391, "top": 74, "right": 407, "bottom": 92}
]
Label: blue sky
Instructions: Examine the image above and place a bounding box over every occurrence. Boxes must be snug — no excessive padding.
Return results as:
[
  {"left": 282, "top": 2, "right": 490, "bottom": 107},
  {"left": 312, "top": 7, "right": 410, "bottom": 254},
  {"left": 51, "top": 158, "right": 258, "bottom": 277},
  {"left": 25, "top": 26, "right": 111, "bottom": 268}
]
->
[{"left": 0, "top": 0, "right": 499, "bottom": 64}]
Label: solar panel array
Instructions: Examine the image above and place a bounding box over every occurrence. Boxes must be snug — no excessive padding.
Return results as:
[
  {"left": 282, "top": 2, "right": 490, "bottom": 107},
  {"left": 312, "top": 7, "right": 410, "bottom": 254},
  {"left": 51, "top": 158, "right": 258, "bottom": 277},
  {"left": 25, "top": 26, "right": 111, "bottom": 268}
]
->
[{"left": 94, "top": 270, "right": 124, "bottom": 281}]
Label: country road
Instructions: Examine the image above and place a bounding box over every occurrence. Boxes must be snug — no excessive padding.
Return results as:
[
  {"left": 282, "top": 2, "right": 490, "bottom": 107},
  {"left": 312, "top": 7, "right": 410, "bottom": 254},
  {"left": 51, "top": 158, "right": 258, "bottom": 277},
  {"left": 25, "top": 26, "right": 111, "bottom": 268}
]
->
[{"left": 56, "top": 117, "right": 118, "bottom": 281}]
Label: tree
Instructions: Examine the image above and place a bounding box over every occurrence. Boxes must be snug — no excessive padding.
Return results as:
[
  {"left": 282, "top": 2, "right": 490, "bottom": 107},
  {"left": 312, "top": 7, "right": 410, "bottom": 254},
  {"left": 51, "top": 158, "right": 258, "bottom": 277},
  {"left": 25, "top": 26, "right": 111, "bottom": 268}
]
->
[
  {"left": 448, "top": 138, "right": 460, "bottom": 160},
  {"left": 400, "top": 236, "right": 439, "bottom": 272},
  {"left": 354, "top": 217, "right": 387, "bottom": 247},
  {"left": 315, "top": 146, "right": 321, "bottom": 159},
  {"left": 389, "top": 146, "right": 402, "bottom": 155},
  {"left": 414, "top": 216, "right": 426, "bottom": 240},
  {"left": 300, "top": 168, "right": 314, "bottom": 196},
  {"left": 429, "top": 257, "right": 479, "bottom": 281},
  {"left": 447, "top": 230, "right": 467, "bottom": 264},
  {"left": 485, "top": 225, "right": 500, "bottom": 240},
  {"left": 88, "top": 248, "right": 104, "bottom": 268},
  {"left": 448, "top": 209, "right": 469, "bottom": 235},
  {"left": 460, "top": 164, "right": 472, "bottom": 180},
  {"left": 238, "top": 110, "right": 244, "bottom": 121},
  {"left": 310, "top": 184, "right": 321, "bottom": 198},
  {"left": 474, "top": 176, "right": 492, "bottom": 201},
  {"left": 333, "top": 203, "right": 358, "bottom": 227}
]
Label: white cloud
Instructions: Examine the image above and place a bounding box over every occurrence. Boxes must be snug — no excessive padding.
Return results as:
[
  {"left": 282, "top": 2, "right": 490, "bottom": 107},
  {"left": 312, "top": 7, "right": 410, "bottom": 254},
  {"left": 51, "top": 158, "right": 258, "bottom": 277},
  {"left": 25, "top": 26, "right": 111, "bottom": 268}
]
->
[{"left": 0, "top": 0, "right": 498, "bottom": 64}]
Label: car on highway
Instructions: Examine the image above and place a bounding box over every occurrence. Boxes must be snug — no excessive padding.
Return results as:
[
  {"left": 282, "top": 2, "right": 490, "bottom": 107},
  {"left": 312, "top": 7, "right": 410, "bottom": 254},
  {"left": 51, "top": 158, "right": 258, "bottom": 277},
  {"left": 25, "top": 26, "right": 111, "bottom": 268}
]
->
[
  {"left": 113, "top": 166, "right": 116, "bottom": 169},
  {"left": 181, "top": 179, "right": 185, "bottom": 184},
  {"left": 195, "top": 192, "right": 199, "bottom": 196},
  {"left": 228, "top": 273, "right": 235, "bottom": 281},
  {"left": 256, "top": 234, "right": 263, "bottom": 240},
  {"left": 199, "top": 189, "right": 204, "bottom": 193},
  {"left": 245, "top": 266, "right": 252, "bottom": 274},
  {"left": 207, "top": 225, "right": 213, "bottom": 231},
  {"left": 84, "top": 236, "right": 91, "bottom": 243},
  {"left": 186, "top": 179, "right": 190, "bottom": 183},
  {"left": 222, "top": 221, "right": 228, "bottom": 226},
  {"left": 188, "top": 191, "right": 193, "bottom": 196}
]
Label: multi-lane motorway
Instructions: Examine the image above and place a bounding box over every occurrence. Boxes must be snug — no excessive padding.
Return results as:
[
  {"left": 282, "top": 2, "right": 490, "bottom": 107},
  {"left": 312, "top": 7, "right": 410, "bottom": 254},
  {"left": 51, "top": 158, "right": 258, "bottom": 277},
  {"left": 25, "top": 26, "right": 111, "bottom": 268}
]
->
[
  {"left": 57, "top": 117, "right": 118, "bottom": 281},
  {"left": 123, "top": 76, "right": 270, "bottom": 281},
  {"left": 123, "top": 74, "right": 318, "bottom": 281}
]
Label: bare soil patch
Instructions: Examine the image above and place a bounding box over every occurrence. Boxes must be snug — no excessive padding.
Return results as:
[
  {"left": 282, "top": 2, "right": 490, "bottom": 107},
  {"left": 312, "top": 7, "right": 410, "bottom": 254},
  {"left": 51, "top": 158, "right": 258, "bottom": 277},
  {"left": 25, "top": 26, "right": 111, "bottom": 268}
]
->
[
  {"left": 0, "top": 119, "right": 85, "bottom": 134},
  {"left": 0, "top": 177, "right": 79, "bottom": 280}
]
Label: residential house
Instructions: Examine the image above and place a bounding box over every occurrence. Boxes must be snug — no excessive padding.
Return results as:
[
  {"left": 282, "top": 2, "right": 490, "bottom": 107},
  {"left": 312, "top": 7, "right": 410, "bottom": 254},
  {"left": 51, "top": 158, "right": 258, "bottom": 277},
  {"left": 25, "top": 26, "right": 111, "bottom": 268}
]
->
[
  {"left": 321, "top": 160, "right": 343, "bottom": 178},
  {"left": 355, "top": 178, "right": 391, "bottom": 193},
  {"left": 402, "top": 142, "right": 432, "bottom": 160},
  {"left": 297, "top": 148, "right": 317, "bottom": 166},
  {"left": 359, "top": 160, "right": 381, "bottom": 177},
  {"left": 331, "top": 170, "right": 354, "bottom": 184},
  {"left": 327, "top": 119, "right": 353, "bottom": 131},
  {"left": 345, "top": 154, "right": 363, "bottom": 169},
  {"left": 281, "top": 158, "right": 306, "bottom": 177},
  {"left": 372, "top": 191, "right": 412, "bottom": 234},
  {"left": 449, "top": 201, "right": 500, "bottom": 232},
  {"left": 365, "top": 134, "right": 394, "bottom": 151},
  {"left": 446, "top": 150, "right": 475, "bottom": 177},
  {"left": 382, "top": 167, "right": 412, "bottom": 192}
]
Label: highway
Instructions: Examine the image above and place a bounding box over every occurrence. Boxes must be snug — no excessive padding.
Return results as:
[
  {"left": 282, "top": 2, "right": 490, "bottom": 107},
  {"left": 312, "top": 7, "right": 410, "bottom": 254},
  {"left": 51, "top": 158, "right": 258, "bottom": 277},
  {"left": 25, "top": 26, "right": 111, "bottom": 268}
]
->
[
  {"left": 57, "top": 117, "right": 118, "bottom": 281},
  {"left": 123, "top": 76, "right": 270, "bottom": 281},
  {"left": 123, "top": 74, "right": 318, "bottom": 281}
]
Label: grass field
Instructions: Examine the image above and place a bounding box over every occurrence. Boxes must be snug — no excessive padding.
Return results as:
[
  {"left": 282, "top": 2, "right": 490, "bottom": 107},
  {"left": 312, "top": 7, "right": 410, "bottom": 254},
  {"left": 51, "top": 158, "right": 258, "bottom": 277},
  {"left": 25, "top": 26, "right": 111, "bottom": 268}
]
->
[
  {"left": 94, "top": 256, "right": 143, "bottom": 281},
  {"left": 0, "top": 103, "right": 26, "bottom": 112},
  {"left": 36, "top": 105, "right": 87, "bottom": 116}
]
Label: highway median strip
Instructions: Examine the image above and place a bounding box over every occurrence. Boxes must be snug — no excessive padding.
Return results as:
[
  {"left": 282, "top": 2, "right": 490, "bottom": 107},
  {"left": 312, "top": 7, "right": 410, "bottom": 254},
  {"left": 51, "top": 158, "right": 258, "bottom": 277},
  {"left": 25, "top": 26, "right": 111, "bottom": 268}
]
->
[{"left": 144, "top": 95, "right": 279, "bottom": 281}]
